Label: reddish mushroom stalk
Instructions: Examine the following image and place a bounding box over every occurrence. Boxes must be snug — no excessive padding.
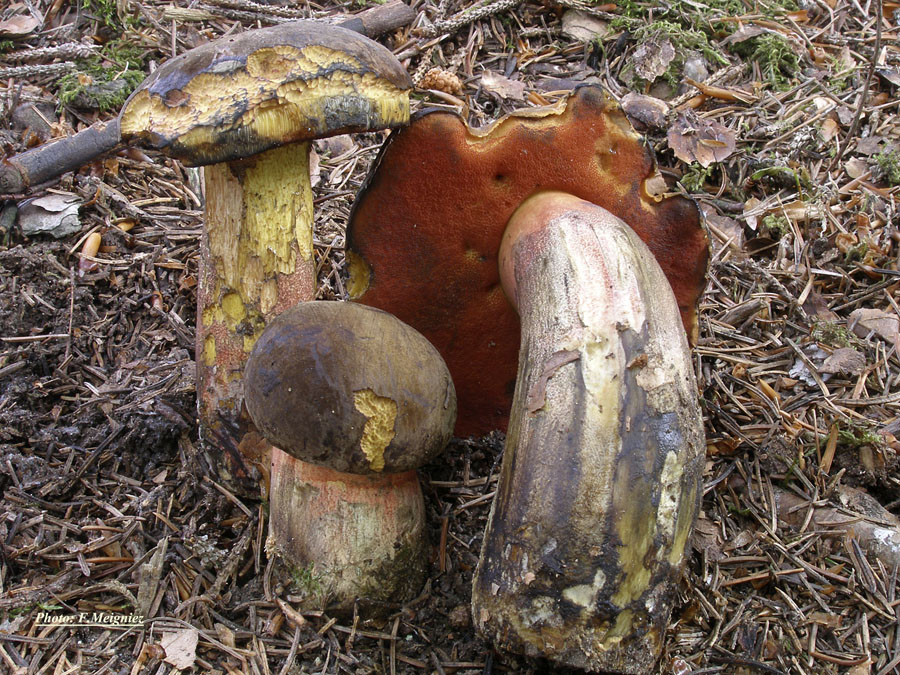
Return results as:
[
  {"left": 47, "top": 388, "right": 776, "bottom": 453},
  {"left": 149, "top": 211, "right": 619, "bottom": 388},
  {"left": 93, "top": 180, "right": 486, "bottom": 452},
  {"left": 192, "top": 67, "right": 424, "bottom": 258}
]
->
[{"left": 472, "top": 192, "right": 706, "bottom": 673}]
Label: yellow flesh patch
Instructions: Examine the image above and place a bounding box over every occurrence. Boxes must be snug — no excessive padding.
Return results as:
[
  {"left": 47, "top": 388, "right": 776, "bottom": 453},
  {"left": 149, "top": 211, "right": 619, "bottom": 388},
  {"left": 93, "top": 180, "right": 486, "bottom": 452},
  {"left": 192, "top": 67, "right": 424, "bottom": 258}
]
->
[
  {"left": 204, "top": 142, "right": 314, "bottom": 356},
  {"left": 120, "top": 46, "right": 410, "bottom": 145},
  {"left": 352, "top": 389, "right": 397, "bottom": 472}
]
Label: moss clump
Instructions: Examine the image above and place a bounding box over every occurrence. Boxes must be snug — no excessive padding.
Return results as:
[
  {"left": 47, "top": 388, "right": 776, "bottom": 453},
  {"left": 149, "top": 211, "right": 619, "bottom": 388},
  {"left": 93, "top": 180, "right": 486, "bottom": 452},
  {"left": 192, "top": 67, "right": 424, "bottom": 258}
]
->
[
  {"left": 289, "top": 564, "right": 324, "bottom": 597},
  {"left": 812, "top": 321, "right": 862, "bottom": 349},
  {"left": 730, "top": 33, "right": 800, "bottom": 89},
  {"left": 616, "top": 19, "right": 728, "bottom": 85},
  {"left": 873, "top": 148, "right": 900, "bottom": 186},
  {"left": 681, "top": 163, "right": 715, "bottom": 192},
  {"left": 837, "top": 421, "right": 883, "bottom": 451},
  {"left": 81, "top": 0, "right": 140, "bottom": 31},
  {"left": 57, "top": 39, "right": 148, "bottom": 113},
  {"left": 762, "top": 214, "right": 790, "bottom": 238}
]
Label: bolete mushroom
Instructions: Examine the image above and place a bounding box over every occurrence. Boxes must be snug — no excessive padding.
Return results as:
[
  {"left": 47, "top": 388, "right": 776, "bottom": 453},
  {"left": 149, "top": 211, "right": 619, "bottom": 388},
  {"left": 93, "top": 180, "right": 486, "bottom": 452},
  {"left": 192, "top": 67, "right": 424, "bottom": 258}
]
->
[
  {"left": 115, "top": 22, "right": 412, "bottom": 495},
  {"left": 346, "top": 86, "right": 708, "bottom": 671},
  {"left": 243, "top": 301, "right": 456, "bottom": 612}
]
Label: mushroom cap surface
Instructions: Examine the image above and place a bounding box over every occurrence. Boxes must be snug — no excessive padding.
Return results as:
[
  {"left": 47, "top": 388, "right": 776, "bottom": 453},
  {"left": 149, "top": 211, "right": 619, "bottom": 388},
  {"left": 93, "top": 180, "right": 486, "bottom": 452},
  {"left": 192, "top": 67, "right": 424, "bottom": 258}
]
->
[
  {"left": 119, "top": 21, "right": 412, "bottom": 166},
  {"left": 346, "top": 85, "right": 708, "bottom": 437},
  {"left": 244, "top": 302, "right": 456, "bottom": 475}
]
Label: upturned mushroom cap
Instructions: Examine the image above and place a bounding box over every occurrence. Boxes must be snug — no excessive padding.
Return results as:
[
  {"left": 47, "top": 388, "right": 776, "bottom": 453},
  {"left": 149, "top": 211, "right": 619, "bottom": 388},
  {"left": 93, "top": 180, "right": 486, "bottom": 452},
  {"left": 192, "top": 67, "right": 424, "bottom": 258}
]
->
[
  {"left": 346, "top": 85, "right": 708, "bottom": 437},
  {"left": 244, "top": 302, "right": 456, "bottom": 475},
  {"left": 119, "top": 21, "right": 412, "bottom": 166}
]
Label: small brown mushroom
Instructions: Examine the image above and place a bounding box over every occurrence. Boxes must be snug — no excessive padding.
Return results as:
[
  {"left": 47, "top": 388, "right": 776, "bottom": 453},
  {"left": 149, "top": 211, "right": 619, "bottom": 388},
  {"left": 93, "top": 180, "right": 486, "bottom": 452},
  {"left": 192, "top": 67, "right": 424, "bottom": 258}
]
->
[
  {"left": 114, "top": 22, "right": 412, "bottom": 496},
  {"left": 345, "top": 87, "right": 709, "bottom": 671},
  {"left": 244, "top": 301, "right": 456, "bottom": 612}
]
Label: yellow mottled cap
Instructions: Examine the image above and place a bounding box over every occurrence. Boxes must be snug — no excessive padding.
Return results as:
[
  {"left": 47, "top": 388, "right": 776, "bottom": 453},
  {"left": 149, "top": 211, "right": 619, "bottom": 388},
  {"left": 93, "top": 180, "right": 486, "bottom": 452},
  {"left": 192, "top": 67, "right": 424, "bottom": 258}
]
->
[{"left": 119, "top": 21, "right": 411, "bottom": 166}]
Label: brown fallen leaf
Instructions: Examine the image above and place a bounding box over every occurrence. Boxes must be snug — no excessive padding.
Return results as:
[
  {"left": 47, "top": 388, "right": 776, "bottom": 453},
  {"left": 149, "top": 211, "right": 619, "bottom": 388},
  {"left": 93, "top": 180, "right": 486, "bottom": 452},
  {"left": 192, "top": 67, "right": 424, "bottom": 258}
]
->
[
  {"left": 667, "top": 111, "right": 736, "bottom": 168},
  {"left": 844, "top": 157, "right": 868, "bottom": 179},
  {"left": 621, "top": 93, "right": 669, "bottom": 131},
  {"left": 161, "top": 628, "right": 199, "bottom": 670},
  {"left": 560, "top": 9, "right": 609, "bottom": 42},
  {"left": 820, "top": 347, "right": 866, "bottom": 375},
  {"left": 481, "top": 71, "right": 525, "bottom": 101},
  {"left": 820, "top": 116, "right": 840, "bottom": 143},
  {"left": 0, "top": 15, "right": 40, "bottom": 36},
  {"left": 848, "top": 307, "right": 900, "bottom": 348},
  {"left": 855, "top": 136, "right": 884, "bottom": 156}
]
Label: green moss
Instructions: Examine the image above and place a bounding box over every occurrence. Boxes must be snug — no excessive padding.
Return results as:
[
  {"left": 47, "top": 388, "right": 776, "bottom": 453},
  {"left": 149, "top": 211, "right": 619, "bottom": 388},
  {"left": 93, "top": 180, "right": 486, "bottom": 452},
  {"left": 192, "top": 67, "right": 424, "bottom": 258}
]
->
[
  {"left": 57, "top": 39, "right": 148, "bottom": 113},
  {"left": 837, "top": 421, "right": 883, "bottom": 450},
  {"left": 812, "top": 321, "right": 862, "bottom": 349},
  {"left": 81, "top": 0, "right": 140, "bottom": 31},
  {"left": 761, "top": 214, "right": 790, "bottom": 238},
  {"left": 681, "top": 163, "right": 715, "bottom": 192},
  {"left": 289, "top": 564, "right": 324, "bottom": 597},
  {"left": 827, "top": 57, "right": 855, "bottom": 92},
  {"left": 730, "top": 33, "right": 800, "bottom": 89},
  {"left": 873, "top": 148, "right": 900, "bottom": 186}
]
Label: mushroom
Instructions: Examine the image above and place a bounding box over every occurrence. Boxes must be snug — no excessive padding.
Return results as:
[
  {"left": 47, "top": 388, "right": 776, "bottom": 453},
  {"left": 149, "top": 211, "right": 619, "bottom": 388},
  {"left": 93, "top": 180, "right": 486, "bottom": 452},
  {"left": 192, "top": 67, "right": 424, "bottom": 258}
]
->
[
  {"left": 346, "top": 86, "right": 708, "bottom": 671},
  {"left": 115, "top": 22, "right": 412, "bottom": 495},
  {"left": 243, "top": 301, "right": 456, "bottom": 612}
]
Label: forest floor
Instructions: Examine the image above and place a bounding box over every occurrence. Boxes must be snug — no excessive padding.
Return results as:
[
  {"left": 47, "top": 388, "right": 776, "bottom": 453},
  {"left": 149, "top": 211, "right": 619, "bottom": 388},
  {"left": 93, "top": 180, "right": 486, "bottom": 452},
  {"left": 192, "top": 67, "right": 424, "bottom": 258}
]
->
[{"left": 1, "top": 0, "right": 899, "bottom": 673}]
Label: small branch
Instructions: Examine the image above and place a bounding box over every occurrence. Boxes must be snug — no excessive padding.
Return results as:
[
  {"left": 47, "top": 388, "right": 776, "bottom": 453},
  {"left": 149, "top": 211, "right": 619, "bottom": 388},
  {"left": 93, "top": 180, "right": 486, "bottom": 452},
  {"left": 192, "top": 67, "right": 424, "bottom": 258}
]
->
[
  {"left": 828, "top": 0, "right": 883, "bottom": 172},
  {"left": 4, "top": 42, "right": 96, "bottom": 62},
  {"left": 416, "top": 0, "right": 523, "bottom": 38}
]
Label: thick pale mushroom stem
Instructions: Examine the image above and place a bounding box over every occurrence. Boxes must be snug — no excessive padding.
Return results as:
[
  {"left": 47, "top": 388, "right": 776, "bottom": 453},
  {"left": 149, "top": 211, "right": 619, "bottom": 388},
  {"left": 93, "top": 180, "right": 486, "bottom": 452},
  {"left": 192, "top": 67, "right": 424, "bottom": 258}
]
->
[
  {"left": 472, "top": 192, "right": 705, "bottom": 674},
  {"left": 269, "top": 454, "right": 427, "bottom": 611}
]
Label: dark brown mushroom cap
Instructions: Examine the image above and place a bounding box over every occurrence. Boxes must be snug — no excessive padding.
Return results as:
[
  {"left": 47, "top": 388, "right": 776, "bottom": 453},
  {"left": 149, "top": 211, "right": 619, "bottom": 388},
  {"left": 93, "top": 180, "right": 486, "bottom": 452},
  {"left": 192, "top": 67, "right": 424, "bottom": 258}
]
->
[
  {"left": 346, "top": 85, "right": 708, "bottom": 437},
  {"left": 244, "top": 302, "right": 456, "bottom": 475},
  {"left": 119, "top": 21, "right": 412, "bottom": 166}
]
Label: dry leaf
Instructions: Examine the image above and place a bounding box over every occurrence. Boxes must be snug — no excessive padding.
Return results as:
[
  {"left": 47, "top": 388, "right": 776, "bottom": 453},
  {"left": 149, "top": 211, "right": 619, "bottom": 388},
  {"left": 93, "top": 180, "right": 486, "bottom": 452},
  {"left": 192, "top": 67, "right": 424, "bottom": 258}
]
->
[
  {"left": 803, "top": 290, "right": 839, "bottom": 321},
  {"left": 668, "top": 111, "right": 736, "bottom": 168},
  {"left": 845, "top": 157, "right": 868, "bottom": 179},
  {"left": 560, "top": 9, "right": 608, "bottom": 42},
  {"left": 621, "top": 93, "right": 669, "bottom": 131},
  {"left": 722, "top": 25, "right": 768, "bottom": 46},
  {"left": 855, "top": 136, "right": 883, "bottom": 156},
  {"left": 481, "top": 71, "right": 525, "bottom": 101},
  {"left": 877, "top": 67, "right": 900, "bottom": 87},
  {"left": 820, "top": 117, "right": 839, "bottom": 142},
  {"left": 18, "top": 193, "right": 82, "bottom": 239},
  {"left": 0, "top": 15, "right": 40, "bottom": 36},
  {"left": 848, "top": 308, "right": 900, "bottom": 347},
  {"left": 161, "top": 628, "right": 199, "bottom": 670},
  {"left": 820, "top": 347, "right": 866, "bottom": 375},
  {"left": 691, "top": 516, "right": 724, "bottom": 561},
  {"left": 633, "top": 38, "right": 675, "bottom": 82}
]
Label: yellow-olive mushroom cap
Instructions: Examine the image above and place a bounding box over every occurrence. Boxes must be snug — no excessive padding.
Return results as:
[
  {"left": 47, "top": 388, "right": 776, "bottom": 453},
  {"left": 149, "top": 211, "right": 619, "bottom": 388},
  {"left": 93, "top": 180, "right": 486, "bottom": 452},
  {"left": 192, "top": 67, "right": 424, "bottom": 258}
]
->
[
  {"left": 119, "top": 21, "right": 412, "bottom": 166},
  {"left": 244, "top": 302, "right": 457, "bottom": 475}
]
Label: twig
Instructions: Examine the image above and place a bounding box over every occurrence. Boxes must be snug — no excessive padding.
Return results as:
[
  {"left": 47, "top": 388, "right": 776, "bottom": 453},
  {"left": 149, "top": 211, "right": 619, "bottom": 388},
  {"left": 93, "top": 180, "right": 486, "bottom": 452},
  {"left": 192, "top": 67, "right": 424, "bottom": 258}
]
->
[
  {"left": 416, "top": 0, "right": 523, "bottom": 38},
  {"left": 829, "top": 0, "right": 883, "bottom": 171}
]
